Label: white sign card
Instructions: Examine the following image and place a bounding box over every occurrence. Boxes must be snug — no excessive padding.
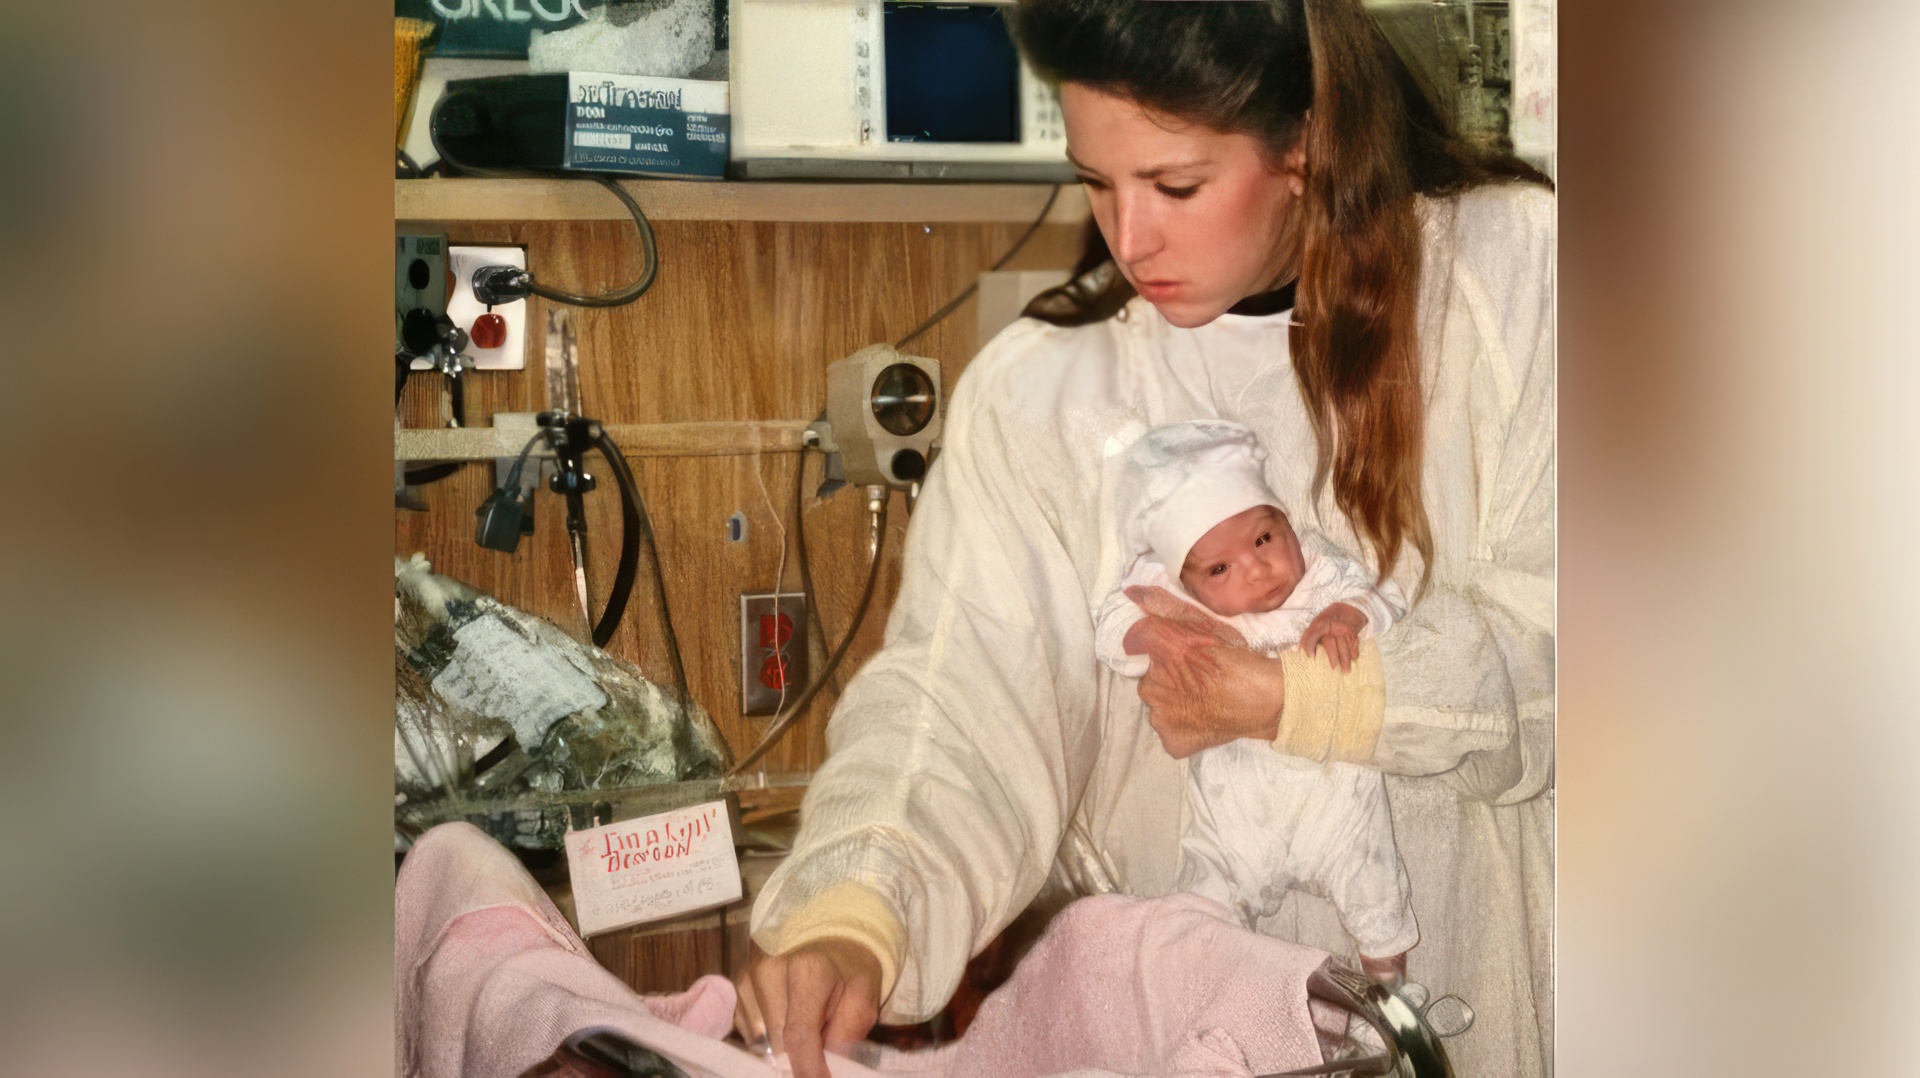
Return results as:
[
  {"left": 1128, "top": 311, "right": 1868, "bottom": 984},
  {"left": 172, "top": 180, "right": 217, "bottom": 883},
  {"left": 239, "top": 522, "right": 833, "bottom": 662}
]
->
[{"left": 564, "top": 800, "right": 741, "bottom": 938}]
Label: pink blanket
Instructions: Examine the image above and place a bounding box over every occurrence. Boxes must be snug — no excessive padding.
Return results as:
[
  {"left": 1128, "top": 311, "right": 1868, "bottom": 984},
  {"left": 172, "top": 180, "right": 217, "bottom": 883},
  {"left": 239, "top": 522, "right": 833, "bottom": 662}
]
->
[
  {"left": 395, "top": 821, "right": 825, "bottom": 1078},
  {"left": 396, "top": 822, "right": 1334, "bottom": 1078},
  {"left": 872, "top": 892, "right": 1334, "bottom": 1078}
]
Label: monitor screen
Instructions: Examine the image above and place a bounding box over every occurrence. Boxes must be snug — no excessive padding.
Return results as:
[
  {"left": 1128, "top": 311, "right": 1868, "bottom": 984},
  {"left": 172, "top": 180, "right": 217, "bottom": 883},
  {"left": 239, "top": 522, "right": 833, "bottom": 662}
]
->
[{"left": 883, "top": 3, "right": 1021, "bottom": 144}]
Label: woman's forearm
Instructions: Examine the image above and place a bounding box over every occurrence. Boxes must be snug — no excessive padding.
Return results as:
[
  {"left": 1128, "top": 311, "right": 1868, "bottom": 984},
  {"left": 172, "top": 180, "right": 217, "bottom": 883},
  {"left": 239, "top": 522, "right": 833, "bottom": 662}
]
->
[{"left": 755, "top": 879, "right": 906, "bottom": 1003}]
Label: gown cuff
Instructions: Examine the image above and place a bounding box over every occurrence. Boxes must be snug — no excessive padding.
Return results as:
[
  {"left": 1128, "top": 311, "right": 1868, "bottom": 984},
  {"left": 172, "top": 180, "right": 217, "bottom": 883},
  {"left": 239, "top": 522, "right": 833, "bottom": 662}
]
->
[
  {"left": 1274, "top": 640, "right": 1386, "bottom": 764},
  {"left": 759, "top": 880, "right": 906, "bottom": 1004}
]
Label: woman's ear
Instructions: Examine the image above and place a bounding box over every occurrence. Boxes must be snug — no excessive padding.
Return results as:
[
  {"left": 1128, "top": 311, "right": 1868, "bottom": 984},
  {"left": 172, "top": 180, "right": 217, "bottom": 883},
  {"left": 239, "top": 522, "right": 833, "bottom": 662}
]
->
[{"left": 1283, "top": 113, "right": 1310, "bottom": 196}]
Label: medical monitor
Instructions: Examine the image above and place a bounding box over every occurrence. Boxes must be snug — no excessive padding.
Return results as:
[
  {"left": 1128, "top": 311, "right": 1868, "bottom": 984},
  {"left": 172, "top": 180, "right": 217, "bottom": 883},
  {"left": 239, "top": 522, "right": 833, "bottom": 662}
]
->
[{"left": 729, "top": 0, "right": 1071, "bottom": 180}]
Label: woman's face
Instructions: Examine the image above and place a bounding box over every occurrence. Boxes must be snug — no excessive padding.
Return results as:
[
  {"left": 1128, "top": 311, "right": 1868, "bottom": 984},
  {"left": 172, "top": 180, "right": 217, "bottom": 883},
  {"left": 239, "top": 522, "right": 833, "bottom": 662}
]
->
[{"left": 1059, "top": 83, "right": 1305, "bottom": 329}]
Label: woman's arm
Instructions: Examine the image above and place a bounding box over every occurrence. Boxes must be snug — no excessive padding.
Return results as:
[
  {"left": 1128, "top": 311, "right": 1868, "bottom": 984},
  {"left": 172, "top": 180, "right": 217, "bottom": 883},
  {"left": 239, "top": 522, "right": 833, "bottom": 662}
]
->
[
  {"left": 1454, "top": 199, "right": 1555, "bottom": 804},
  {"left": 1372, "top": 185, "right": 1555, "bottom": 803},
  {"left": 748, "top": 330, "right": 1103, "bottom": 1040}
]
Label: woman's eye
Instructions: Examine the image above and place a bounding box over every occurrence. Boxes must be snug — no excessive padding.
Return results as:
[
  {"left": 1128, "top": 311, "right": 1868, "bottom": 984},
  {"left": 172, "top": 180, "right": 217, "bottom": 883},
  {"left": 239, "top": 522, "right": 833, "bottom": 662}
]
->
[
  {"left": 1156, "top": 184, "right": 1200, "bottom": 200},
  {"left": 1076, "top": 174, "right": 1108, "bottom": 191}
]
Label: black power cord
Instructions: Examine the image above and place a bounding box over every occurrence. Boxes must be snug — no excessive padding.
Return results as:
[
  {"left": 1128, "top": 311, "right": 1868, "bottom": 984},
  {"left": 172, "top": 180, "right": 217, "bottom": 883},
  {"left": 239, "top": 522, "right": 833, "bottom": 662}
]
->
[
  {"left": 895, "top": 183, "right": 1062, "bottom": 349},
  {"left": 427, "top": 87, "right": 661, "bottom": 308},
  {"left": 468, "top": 175, "right": 659, "bottom": 310}
]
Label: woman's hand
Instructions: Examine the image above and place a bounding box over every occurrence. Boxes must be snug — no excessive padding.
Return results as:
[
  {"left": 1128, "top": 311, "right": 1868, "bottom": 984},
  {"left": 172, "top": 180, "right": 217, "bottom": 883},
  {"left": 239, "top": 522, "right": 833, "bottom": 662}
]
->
[
  {"left": 734, "top": 939, "right": 881, "bottom": 1078},
  {"left": 1122, "top": 586, "right": 1286, "bottom": 757}
]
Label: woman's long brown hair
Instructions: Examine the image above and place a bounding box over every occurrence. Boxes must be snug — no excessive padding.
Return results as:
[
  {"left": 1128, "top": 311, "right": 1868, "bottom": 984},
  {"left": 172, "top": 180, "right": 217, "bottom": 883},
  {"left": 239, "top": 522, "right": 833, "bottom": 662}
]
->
[{"left": 1012, "top": 0, "right": 1550, "bottom": 590}]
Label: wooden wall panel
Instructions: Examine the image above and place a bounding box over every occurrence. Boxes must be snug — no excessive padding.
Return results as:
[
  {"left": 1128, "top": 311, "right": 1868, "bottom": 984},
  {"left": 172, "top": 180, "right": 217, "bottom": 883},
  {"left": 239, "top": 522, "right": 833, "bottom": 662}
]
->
[{"left": 397, "top": 215, "right": 1083, "bottom": 781}]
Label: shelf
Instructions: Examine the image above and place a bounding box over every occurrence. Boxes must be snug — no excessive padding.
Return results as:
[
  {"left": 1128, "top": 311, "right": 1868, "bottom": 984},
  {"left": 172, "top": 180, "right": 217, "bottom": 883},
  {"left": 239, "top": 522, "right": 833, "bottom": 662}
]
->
[
  {"left": 397, "top": 420, "right": 811, "bottom": 462},
  {"left": 396, "top": 177, "right": 1090, "bottom": 225}
]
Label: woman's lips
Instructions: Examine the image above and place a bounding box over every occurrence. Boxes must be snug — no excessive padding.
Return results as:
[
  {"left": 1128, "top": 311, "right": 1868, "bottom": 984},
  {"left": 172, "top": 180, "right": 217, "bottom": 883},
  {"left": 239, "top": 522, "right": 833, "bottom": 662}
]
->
[{"left": 1135, "top": 279, "right": 1182, "bottom": 301}]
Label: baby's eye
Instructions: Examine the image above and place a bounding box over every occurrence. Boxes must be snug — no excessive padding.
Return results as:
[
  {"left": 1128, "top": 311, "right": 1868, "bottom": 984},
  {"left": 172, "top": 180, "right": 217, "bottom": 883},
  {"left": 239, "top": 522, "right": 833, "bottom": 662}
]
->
[
  {"left": 1209, "top": 564, "right": 1228, "bottom": 576},
  {"left": 1255, "top": 532, "right": 1271, "bottom": 546}
]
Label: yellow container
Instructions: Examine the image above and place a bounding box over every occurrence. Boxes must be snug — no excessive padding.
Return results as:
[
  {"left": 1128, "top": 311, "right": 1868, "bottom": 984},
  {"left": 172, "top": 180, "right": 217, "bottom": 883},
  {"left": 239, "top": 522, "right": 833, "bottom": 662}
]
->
[{"left": 395, "top": 18, "right": 436, "bottom": 148}]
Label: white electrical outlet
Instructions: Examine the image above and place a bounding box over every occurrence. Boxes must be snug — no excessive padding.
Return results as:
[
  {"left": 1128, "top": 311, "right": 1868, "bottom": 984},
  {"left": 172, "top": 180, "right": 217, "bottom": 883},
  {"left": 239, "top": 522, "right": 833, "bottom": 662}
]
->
[{"left": 409, "top": 245, "right": 530, "bottom": 372}]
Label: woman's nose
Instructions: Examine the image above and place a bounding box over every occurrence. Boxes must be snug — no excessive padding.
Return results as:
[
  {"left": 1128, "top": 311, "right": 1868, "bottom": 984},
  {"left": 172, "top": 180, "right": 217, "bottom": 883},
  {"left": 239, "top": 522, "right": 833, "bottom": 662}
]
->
[{"left": 1108, "top": 187, "right": 1163, "bottom": 266}]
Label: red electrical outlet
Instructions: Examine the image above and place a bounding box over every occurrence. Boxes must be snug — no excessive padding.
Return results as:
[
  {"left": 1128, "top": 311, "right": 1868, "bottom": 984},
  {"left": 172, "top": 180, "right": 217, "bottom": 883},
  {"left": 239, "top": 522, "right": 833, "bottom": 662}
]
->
[
  {"left": 740, "top": 593, "right": 808, "bottom": 717},
  {"left": 757, "top": 612, "right": 795, "bottom": 690}
]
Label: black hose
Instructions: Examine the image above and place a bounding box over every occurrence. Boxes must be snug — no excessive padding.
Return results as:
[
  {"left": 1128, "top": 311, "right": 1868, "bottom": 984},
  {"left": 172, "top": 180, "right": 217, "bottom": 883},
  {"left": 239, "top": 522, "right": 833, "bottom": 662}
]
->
[
  {"left": 792, "top": 447, "right": 838, "bottom": 698},
  {"left": 585, "top": 431, "right": 641, "bottom": 650},
  {"left": 726, "top": 490, "right": 889, "bottom": 777},
  {"left": 447, "top": 367, "right": 465, "bottom": 427},
  {"left": 590, "top": 428, "right": 691, "bottom": 704}
]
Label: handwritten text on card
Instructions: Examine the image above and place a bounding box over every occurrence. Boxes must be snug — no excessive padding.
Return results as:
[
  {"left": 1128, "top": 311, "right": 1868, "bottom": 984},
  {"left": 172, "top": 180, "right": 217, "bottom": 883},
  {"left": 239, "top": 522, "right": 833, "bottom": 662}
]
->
[{"left": 564, "top": 800, "right": 741, "bottom": 938}]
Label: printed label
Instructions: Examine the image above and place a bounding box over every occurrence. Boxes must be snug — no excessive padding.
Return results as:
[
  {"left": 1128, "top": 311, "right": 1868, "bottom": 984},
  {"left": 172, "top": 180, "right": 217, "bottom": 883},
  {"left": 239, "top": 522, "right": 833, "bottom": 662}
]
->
[{"left": 564, "top": 73, "right": 730, "bottom": 178}]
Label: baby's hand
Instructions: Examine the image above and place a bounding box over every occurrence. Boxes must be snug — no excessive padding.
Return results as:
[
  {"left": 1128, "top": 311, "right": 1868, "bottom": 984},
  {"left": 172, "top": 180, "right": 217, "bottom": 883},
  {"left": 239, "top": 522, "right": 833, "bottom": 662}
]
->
[{"left": 1300, "top": 602, "right": 1368, "bottom": 672}]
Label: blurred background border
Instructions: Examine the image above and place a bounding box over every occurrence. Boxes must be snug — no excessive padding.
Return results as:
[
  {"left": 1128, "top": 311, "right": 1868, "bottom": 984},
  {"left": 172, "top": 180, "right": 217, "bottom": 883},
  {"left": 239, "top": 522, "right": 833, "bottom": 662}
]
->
[{"left": 0, "top": 1, "right": 1915, "bottom": 1074}]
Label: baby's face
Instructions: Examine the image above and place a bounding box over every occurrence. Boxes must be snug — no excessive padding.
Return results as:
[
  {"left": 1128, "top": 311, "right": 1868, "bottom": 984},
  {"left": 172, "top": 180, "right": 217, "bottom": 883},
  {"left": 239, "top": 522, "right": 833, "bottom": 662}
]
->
[{"left": 1179, "top": 505, "right": 1306, "bottom": 617}]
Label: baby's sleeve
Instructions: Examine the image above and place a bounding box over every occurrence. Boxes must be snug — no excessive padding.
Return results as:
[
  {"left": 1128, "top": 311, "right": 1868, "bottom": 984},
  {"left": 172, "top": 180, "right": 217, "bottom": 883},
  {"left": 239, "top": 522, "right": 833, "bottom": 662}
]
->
[
  {"left": 1092, "top": 558, "right": 1162, "bottom": 678},
  {"left": 1319, "top": 549, "right": 1408, "bottom": 640}
]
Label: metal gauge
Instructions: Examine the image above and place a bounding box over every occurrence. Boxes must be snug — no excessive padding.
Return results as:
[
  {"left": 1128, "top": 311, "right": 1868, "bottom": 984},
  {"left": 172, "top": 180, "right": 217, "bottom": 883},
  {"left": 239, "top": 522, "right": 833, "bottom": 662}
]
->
[{"left": 870, "top": 363, "right": 936, "bottom": 436}]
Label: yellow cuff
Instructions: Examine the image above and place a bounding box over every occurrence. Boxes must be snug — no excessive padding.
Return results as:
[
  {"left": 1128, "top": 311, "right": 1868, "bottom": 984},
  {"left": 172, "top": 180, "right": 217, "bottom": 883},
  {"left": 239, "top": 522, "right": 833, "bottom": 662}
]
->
[
  {"left": 1274, "top": 639, "right": 1386, "bottom": 765},
  {"left": 763, "top": 881, "right": 906, "bottom": 1004}
]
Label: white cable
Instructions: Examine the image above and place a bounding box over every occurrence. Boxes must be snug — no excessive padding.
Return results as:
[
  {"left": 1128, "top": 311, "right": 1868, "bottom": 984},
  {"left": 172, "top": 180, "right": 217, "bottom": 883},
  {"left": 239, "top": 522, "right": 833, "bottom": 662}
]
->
[{"left": 751, "top": 452, "right": 794, "bottom": 728}]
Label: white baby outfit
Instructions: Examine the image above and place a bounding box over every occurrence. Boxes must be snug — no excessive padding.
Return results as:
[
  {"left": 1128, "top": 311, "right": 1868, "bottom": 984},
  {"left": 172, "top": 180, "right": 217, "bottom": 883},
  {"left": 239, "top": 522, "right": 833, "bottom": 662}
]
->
[{"left": 1093, "top": 421, "right": 1418, "bottom": 958}]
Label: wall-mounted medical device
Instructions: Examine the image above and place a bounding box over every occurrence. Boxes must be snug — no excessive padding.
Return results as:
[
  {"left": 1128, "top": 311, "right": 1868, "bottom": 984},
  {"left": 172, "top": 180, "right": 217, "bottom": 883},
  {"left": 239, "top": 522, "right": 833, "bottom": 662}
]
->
[
  {"left": 729, "top": 0, "right": 1072, "bottom": 181},
  {"left": 811, "top": 344, "right": 941, "bottom": 488},
  {"left": 396, "top": 232, "right": 478, "bottom": 429},
  {"left": 397, "top": 233, "right": 454, "bottom": 363},
  {"left": 431, "top": 72, "right": 731, "bottom": 180}
]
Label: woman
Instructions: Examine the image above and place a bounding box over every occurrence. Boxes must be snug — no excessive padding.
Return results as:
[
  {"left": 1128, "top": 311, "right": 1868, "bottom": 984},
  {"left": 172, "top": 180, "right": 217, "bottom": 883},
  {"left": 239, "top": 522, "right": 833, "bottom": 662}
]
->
[{"left": 742, "top": 2, "right": 1555, "bottom": 1075}]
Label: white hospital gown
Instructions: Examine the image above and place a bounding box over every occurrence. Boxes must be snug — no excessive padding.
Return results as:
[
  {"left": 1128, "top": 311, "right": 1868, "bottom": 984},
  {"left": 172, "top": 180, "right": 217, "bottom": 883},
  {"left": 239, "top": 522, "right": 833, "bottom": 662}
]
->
[
  {"left": 753, "top": 185, "right": 1555, "bottom": 1077},
  {"left": 1092, "top": 544, "right": 1416, "bottom": 956}
]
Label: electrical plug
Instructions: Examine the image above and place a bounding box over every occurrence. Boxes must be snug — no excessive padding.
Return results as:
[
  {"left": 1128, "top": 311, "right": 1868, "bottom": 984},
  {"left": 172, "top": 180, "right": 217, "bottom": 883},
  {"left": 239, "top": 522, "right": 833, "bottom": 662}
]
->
[
  {"left": 472, "top": 265, "right": 533, "bottom": 306},
  {"left": 475, "top": 487, "right": 532, "bottom": 552}
]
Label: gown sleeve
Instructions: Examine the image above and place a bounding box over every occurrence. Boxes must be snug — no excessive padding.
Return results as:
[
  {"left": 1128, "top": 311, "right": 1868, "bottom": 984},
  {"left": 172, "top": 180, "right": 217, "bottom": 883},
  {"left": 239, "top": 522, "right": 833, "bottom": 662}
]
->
[
  {"left": 748, "top": 326, "right": 1104, "bottom": 1024},
  {"left": 1376, "top": 185, "right": 1555, "bottom": 806},
  {"left": 1092, "top": 558, "right": 1166, "bottom": 679},
  {"left": 1455, "top": 189, "right": 1555, "bottom": 806}
]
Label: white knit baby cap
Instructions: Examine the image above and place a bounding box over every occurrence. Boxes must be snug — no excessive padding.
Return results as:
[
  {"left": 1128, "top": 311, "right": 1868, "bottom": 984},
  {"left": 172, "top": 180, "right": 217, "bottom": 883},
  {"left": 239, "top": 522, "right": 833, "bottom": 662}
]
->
[{"left": 1117, "top": 419, "right": 1286, "bottom": 585}]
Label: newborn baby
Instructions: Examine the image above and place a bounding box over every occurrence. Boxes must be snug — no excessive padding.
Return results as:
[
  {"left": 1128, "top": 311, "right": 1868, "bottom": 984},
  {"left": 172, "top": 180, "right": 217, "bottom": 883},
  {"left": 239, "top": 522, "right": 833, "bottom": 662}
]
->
[{"left": 1094, "top": 420, "right": 1417, "bottom": 984}]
